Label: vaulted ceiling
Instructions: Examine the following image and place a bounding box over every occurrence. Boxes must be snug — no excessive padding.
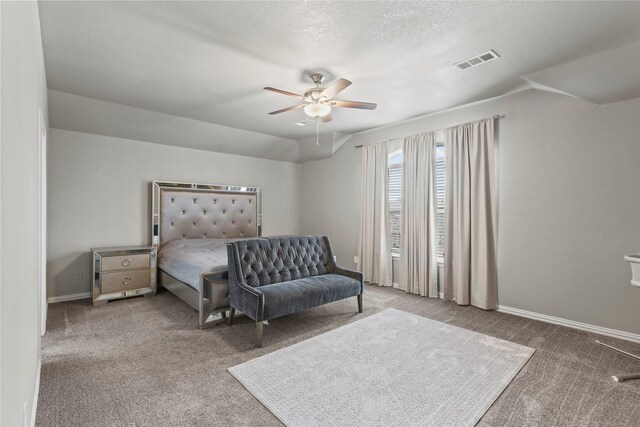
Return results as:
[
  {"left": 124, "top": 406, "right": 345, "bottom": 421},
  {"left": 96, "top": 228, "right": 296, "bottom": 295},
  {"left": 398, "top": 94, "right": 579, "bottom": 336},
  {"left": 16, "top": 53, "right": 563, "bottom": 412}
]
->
[{"left": 39, "top": 1, "right": 640, "bottom": 162}]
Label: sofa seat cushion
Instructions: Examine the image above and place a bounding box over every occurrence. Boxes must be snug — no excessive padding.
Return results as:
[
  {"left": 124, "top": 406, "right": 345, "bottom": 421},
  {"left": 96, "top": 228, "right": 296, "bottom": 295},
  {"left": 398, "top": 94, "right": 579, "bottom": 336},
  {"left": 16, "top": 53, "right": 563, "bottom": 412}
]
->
[{"left": 260, "top": 274, "right": 361, "bottom": 320}]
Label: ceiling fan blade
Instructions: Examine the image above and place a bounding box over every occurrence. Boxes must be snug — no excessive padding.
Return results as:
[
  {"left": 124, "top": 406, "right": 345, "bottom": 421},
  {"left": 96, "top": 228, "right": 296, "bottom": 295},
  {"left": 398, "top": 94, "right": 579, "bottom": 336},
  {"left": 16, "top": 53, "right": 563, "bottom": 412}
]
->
[
  {"left": 321, "top": 114, "right": 332, "bottom": 123},
  {"left": 268, "top": 104, "right": 306, "bottom": 115},
  {"left": 264, "top": 87, "right": 305, "bottom": 100},
  {"left": 331, "top": 99, "right": 377, "bottom": 110},
  {"left": 320, "top": 78, "right": 352, "bottom": 100}
]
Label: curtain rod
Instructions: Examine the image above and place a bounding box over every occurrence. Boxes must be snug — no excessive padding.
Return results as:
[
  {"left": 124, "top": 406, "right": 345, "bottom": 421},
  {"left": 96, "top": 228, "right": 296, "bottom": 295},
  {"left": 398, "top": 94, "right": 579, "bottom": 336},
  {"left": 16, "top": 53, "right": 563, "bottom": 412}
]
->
[{"left": 354, "top": 114, "right": 505, "bottom": 148}]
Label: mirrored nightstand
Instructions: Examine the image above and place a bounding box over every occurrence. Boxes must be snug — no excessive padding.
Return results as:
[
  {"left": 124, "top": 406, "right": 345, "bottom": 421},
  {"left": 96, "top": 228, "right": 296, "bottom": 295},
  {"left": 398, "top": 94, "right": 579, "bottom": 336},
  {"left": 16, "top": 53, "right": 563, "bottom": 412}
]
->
[{"left": 91, "top": 245, "right": 157, "bottom": 305}]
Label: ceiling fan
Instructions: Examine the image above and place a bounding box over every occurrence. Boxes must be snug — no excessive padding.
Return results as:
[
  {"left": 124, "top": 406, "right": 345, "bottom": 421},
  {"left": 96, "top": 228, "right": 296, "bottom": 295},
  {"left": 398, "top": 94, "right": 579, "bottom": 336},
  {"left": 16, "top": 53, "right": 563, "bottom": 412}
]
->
[{"left": 264, "top": 73, "right": 377, "bottom": 145}]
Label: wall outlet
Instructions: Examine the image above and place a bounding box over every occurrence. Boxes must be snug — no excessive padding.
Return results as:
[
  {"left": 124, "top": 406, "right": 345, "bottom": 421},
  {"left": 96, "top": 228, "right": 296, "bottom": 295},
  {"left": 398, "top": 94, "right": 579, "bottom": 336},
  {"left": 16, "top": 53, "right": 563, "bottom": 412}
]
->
[
  {"left": 353, "top": 256, "right": 358, "bottom": 264},
  {"left": 333, "top": 255, "right": 337, "bottom": 262},
  {"left": 75, "top": 270, "right": 83, "bottom": 280}
]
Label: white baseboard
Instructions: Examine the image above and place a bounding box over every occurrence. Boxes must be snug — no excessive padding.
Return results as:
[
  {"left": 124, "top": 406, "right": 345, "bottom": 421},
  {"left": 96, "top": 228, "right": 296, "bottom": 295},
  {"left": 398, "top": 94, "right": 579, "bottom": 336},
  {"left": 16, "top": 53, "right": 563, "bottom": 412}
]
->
[
  {"left": 47, "top": 292, "right": 90, "bottom": 304},
  {"left": 497, "top": 305, "right": 640, "bottom": 344},
  {"left": 30, "top": 357, "right": 41, "bottom": 427}
]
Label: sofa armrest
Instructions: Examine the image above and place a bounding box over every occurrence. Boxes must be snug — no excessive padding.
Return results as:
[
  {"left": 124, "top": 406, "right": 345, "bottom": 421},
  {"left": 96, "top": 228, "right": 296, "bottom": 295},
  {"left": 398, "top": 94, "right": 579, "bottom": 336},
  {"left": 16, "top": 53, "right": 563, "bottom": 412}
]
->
[
  {"left": 227, "top": 242, "right": 264, "bottom": 321},
  {"left": 331, "top": 266, "right": 364, "bottom": 294},
  {"left": 230, "top": 281, "right": 264, "bottom": 321},
  {"left": 320, "top": 236, "right": 364, "bottom": 294}
]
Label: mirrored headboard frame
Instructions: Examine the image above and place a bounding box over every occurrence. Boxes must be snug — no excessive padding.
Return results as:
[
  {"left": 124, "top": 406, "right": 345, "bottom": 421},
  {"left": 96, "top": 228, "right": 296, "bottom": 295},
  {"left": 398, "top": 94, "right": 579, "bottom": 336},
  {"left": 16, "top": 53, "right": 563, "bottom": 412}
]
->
[{"left": 151, "top": 180, "right": 262, "bottom": 248}]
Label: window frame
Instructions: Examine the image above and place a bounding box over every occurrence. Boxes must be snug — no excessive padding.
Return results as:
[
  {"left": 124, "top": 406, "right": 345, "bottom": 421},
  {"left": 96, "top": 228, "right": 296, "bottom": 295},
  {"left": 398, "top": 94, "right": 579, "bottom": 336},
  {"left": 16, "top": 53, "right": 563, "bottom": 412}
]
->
[
  {"left": 435, "top": 130, "right": 446, "bottom": 265},
  {"left": 388, "top": 140, "right": 403, "bottom": 259},
  {"left": 386, "top": 134, "right": 446, "bottom": 265}
]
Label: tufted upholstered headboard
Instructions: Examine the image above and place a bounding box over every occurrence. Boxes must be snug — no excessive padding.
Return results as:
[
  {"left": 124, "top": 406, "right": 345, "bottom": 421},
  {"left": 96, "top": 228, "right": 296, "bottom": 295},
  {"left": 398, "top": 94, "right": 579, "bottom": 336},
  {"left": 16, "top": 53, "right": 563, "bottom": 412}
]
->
[{"left": 151, "top": 181, "right": 262, "bottom": 248}]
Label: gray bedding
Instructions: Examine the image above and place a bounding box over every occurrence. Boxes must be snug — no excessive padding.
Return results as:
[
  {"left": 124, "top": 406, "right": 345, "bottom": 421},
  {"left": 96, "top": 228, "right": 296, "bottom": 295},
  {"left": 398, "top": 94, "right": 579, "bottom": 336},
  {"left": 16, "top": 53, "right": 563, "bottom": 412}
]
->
[{"left": 158, "top": 238, "right": 238, "bottom": 290}]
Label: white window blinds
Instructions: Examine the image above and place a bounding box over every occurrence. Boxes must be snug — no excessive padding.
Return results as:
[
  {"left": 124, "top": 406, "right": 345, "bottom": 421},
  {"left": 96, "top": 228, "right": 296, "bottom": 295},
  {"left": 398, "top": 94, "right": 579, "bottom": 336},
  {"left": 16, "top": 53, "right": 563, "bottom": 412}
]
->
[
  {"left": 389, "top": 165, "right": 402, "bottom": 254},
  {"left": 387, "top": 137, "right": 444, "bottom": 262},
  {"left": 435, "top": 131, "right": 446, "bottom": 262}
]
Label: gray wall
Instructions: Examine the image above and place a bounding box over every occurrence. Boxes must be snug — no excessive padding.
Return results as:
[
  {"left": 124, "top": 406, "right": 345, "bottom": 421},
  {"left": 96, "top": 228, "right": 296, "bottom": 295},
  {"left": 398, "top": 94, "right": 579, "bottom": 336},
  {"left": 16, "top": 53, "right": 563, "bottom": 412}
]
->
[
  {"left": 45, "top": 85, "right": 640, "bottom": 336},
  {"left": 1, "top": 2, "right": 49, "bottom": 425},
  {"left": 47, "top": 129, "right": 302, "bottom": 298},
  {"left": 300, "top": 89, "right": 640, "bottom": 335}
]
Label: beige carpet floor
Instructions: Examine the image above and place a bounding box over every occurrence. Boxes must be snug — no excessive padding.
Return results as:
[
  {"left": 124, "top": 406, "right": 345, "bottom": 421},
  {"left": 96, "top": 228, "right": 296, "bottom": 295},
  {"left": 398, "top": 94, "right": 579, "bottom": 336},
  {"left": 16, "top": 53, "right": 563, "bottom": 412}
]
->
[{"left": 37, "top": 285, "right": 640, "bottom": 426}]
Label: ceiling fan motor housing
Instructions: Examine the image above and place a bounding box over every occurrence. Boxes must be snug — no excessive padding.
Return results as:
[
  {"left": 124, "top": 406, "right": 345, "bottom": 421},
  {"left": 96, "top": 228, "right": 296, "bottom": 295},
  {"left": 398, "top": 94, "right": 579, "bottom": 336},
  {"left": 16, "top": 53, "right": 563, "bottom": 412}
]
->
[
  {"left": 264, "top": 74, "right": 376, "bottom": 119},
  {"left": 304, "top": 88, "right": 326, "bottom": 101}
]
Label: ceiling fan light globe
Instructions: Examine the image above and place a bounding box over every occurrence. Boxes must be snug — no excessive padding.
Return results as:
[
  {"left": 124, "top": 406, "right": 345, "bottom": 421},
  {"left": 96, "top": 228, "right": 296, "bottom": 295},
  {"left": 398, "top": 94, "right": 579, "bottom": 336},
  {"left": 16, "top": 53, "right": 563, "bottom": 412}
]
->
[{"left": 304, "top": 103, "right": 331, "bottom": 118}]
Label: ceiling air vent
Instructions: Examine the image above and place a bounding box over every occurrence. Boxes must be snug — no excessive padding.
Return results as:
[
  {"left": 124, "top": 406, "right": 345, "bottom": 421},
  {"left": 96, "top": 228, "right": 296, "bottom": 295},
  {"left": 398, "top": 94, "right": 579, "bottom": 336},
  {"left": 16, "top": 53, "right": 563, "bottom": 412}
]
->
[{"left": 455, "top": 49, "right": 500, "bottom": 70}]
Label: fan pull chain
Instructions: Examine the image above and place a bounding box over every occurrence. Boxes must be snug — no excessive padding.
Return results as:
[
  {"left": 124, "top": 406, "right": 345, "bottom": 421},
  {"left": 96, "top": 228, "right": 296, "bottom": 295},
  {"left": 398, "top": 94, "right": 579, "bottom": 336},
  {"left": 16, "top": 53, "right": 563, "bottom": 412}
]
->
[{"left": 316, "top": 117, "right": 320, "bottom": 146}]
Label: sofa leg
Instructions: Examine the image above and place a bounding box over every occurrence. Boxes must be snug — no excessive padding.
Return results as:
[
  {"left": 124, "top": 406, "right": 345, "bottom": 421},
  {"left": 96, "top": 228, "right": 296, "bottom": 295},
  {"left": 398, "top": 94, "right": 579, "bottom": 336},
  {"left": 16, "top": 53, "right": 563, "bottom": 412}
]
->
[
  {"left": 256, "top": 322, "right": 264, "bottom": 348},
  {"left": 228, "top": 307, "right": 236, "bottom": 326},
  {"left": 357, "top": 294, "right": 363, "bottom": 313}
]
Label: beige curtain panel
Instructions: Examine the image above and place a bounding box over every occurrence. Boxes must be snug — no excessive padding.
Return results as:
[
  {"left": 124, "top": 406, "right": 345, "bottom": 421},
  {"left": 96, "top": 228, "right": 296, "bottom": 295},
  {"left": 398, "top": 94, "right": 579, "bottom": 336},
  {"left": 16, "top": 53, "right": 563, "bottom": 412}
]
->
[
  {"left": 399, "top": 132, "right": 438, "bottom": 297},
  {"left": 357, "top": 142, "right": 393, "bottom": 287},
  {"left": 444, "top": 118, "right": 498, "bottom": 310}
]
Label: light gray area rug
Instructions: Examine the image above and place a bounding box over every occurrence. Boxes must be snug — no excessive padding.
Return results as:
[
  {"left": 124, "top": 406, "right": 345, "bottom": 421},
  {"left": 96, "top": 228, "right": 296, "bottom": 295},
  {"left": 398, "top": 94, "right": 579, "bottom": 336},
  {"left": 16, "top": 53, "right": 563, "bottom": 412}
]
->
[{"left": 228, "top": 308, "right": 535, "bottom": 427}]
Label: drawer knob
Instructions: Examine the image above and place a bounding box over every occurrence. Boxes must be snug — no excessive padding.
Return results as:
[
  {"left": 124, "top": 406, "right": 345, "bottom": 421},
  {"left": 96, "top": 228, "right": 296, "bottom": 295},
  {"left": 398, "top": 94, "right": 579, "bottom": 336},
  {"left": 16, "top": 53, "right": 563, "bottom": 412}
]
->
[
  {"left": 122, "top": 258, "right": 131, "bottom": 267},
  {"left": 122, "top": 277, "right": 132, "bottom": 286}
]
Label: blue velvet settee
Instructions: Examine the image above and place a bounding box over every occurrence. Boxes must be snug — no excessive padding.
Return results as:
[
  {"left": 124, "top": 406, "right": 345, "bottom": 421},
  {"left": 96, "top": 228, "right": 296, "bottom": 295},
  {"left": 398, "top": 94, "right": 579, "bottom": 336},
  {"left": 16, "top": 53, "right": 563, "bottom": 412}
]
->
[{"left": 226, "top": 236, "right": 363, "bottom": 347}]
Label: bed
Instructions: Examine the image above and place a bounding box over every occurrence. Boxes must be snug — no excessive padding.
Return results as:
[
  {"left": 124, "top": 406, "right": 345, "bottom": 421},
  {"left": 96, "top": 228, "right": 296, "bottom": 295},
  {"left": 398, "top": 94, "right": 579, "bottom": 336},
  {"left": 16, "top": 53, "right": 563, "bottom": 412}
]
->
[{"left": 152, "top": 180, "right": 262, "bottom": 328}]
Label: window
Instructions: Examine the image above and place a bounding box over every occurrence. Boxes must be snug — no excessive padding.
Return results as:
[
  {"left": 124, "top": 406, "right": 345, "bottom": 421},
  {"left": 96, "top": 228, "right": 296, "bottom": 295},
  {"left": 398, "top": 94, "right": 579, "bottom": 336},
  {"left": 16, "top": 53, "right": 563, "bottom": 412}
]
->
[
  {"left": 435, "top": 131, "right": 446, "bottom": 263},
  {"left": 387, "top": 134, "right": 446, "bottom": 263},
  {"left": 388, "top": 142, "right": 403, "bottom": 256}
]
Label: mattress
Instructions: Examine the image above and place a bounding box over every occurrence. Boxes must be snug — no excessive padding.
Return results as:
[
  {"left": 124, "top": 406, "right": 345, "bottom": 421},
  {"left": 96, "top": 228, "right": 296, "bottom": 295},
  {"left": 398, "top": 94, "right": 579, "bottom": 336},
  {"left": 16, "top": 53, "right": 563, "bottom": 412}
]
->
[{"left": 158, "top": 238, "right": 238, "bottom": 290}]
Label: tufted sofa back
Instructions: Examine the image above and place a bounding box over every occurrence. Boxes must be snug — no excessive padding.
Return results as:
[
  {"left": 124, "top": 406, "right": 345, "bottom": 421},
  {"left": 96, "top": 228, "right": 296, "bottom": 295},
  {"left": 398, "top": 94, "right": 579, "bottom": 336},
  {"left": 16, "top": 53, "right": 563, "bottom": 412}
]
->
[{"left": 229, "top": 236, "right": 333, "bottom": 287}]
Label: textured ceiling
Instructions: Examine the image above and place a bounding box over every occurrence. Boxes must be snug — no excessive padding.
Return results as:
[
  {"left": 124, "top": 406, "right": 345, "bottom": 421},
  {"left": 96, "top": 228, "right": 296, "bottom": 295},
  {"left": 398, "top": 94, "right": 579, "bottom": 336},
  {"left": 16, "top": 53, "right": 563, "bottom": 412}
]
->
[{"left": 39, "top": 1, "right": 640, "bottom": 161}]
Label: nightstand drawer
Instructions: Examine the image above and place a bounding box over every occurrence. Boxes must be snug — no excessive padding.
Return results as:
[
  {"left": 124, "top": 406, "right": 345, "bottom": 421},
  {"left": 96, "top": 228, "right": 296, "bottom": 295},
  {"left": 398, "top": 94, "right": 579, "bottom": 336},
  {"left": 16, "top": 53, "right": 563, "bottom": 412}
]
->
[
  {"left": 101, "top": 254, "right": 150, "bottom": 272},
  {"left": 91, "top": 245, "right": 157, "bottom": 305},
  {"left": 101, "top": 269, "right": 150, "bottom": 293}
]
